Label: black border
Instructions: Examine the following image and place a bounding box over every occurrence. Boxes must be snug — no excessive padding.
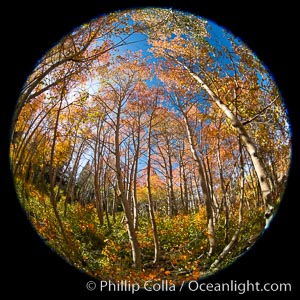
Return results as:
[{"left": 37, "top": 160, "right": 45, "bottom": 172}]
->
[{"left": 2, "top": 1, "right": 298, "bottom": 298}]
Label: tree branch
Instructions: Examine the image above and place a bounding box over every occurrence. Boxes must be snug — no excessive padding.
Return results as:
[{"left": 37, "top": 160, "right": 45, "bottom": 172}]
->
[{"left": 242, "top": 95, "right": 279, "bottom": 126}]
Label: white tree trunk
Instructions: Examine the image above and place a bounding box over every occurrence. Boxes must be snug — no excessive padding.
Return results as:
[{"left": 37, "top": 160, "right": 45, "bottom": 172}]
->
[{"left": 181, "top": 64, "right": 274, "bottom": 224}]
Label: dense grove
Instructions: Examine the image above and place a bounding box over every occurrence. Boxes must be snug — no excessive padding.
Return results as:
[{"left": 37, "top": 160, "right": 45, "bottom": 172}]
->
[
  {"left": 10, "top": 8, "right": 290, "bottom": 286},
  {"left": 17, "top": 180, "right": 268, "bottom": 285}
]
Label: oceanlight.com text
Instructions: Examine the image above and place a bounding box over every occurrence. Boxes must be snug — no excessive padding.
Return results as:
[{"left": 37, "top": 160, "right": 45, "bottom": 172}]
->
[{"left": 86, "top": 279, "right": 292, "bottom": 294}]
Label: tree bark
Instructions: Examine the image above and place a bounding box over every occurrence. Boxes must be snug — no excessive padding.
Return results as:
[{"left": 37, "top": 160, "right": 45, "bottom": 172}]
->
[
  {"left": 48, "top": 86, "right": 78, "bottom": 264},
  {"left": 146, "top": 110, "right": 160, "bottom": 264},
  {"left": 180, "top": 62, "right": 274, "bottom": 224},
  {"left": 210, "top": 137, "right": 245, "bottom": 270},
  {"left": 115, "top": 104, "right": 141, "bottom": 269},
  {"left": 181, "top": 110, "right": 216, "bottom": 256}
]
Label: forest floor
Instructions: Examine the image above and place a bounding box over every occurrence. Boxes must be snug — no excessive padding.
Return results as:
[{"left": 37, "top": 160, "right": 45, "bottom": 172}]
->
[{"left": 18, "top": 183, "right": 266, "bottom": 287}]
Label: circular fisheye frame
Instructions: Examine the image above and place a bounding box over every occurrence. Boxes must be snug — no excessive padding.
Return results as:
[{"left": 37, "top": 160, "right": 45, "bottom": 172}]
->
[{"left": 10, "top": 7, "right": 291, "bottom": 288}]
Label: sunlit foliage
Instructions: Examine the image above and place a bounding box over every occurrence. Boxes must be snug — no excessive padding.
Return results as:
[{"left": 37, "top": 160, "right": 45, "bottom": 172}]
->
[{"left": 10, "top": 7, "right": 291, "bottom": 286}]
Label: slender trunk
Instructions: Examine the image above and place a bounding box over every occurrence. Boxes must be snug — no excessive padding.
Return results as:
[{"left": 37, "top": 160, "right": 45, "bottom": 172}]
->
[
  {"left": 180, "top": 162, "right": 189, "bottom": 213},
  {"left": 48, "top": 89, "right": 76, "bottom": 263},
  {"left": 157, "top": 143, "right": 173, "bottom": 216},
  {"left": 94, "top": 118, "right": 105, "bottom": 225},
  {"left": 95, "top": 177, "right": 104, "bottom": 226},
  {"left": 210, "top": 137, "right": 245, "bottom": 270},
  {"left": 179, "top": 61, "right": 274, "bottom": 224},
  {"left": 204, "top": 155, "right": 218, "bottom": 225},
  {"left": 182, "top": 112, "right": 216, "bottom": 256},
  {"left": 132, "top": 122, "right": 141, "bottom": 230},
  {"left": 147, "top": 115, "right": 160, "bottom": 264},
  {"left": 216, "top": 140, "right": 229, "bottom": 243},
  {"left": 132, "top": 157, "right": 139, "bottom": 230},
  {"left": 112, "top": 189, "right": 117, "bottom": 223},
  {"left": 115, "top": 105, "right": 141, "bottom": 269},
  {"left": 179, "top": 161, "right": 185, "bottom": 212},
  {"left": 166, "top": 139, "right": 177, "bottom": 215},
  {"left": 103, "top": 170, "right": 112, "bottom": 230},
  {"left": 193, "top": 172, "right": 202, "bottom": 211},
  {"left": 210, "top": 190, "right": 244, "bottom": 270},
  {"left": 179, "top": 146, "right": 189, "bottom": 213},
  {"left": 125, "top": 147, "right": 132, "bottom": 213},
  {"left": 65, "top": 141, "right": 84, "bottom": 211},
  {"left": 126, "top": 151, "right": 135, "bottom": 222}
]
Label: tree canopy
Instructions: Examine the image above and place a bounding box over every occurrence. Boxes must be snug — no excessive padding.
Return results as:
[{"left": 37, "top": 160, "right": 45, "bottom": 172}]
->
[{"left": 10, "top": 7, "right": 291, "bottom": 287}]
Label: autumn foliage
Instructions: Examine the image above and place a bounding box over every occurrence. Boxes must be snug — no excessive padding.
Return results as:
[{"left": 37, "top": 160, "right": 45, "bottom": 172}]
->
[{"left": 10, "top": 8, "right": 291, "bottom": 287}]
